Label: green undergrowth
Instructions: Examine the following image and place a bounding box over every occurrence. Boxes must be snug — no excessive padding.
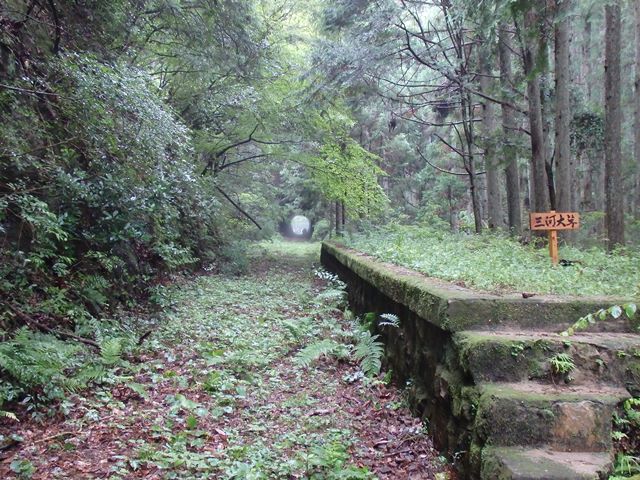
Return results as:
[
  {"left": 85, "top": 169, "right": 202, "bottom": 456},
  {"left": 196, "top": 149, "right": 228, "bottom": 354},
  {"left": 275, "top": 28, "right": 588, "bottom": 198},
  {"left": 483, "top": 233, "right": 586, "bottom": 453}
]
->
[
  {"left": 345, "top": 225, "right": 640, "bottom": 297},
  {"left": 0, "top": 317, "right": 144, "bottom": 420},
  {"left": 113, "top": 241, "right": 380, "bottom": 478},
  {"left": 3, "top": 241, "right": 404, "bottom": 479},
  {"left": 0, "top": 240, "right": 314, "bottom": 420},
  {"left": 611, "top": 397, "right": 640, "bottom": 479},
  {"left": 255, "top": 239, "right": 321, "bottom": 259}
]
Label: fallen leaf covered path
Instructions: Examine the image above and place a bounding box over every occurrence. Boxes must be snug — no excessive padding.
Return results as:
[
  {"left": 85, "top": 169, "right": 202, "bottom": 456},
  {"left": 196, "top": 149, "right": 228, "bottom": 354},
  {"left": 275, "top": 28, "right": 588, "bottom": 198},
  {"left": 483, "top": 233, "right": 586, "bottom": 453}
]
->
[{"left": 0, "top": 241, "right": 453, "bottom": 479}]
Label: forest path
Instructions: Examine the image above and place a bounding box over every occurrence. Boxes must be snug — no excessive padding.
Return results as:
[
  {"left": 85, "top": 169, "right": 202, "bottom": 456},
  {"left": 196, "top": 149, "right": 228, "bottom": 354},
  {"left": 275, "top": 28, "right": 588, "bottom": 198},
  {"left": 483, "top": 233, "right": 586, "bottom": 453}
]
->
[{"left": 0, "top": 241, "right": 452, "bottom": 479}]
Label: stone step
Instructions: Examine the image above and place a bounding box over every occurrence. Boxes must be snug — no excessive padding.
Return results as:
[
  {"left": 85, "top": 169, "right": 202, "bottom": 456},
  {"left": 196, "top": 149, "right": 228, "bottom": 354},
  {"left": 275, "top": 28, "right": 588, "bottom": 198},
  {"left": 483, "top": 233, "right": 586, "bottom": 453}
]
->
[
  {"left": 321, "top": 243, "right": 636, "bottom": 478},
  {"left": 454, "top": 330, "right": 640, "bottom": 394},
  {"left": 475, "top": 382, "right": 629, "bottom": 451},
  {"left": 481, "top": 446, "right": 612, "bottom": 480},
  {"left": 446, "top": 297, "right": 637, "bottom": 333}
]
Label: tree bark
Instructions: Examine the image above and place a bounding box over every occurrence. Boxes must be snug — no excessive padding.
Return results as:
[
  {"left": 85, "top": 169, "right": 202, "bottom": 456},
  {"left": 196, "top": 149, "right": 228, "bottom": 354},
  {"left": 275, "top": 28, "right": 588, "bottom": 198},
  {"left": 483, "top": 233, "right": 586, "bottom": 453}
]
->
[
  {"left": 498, "top": 24, "right": 522, "bottom": 234},
  {"left": 578, "top": 8, "right": 602, "bottom": 238},
  {"left": 539, "top": 7, "right": 555, "bottom": 211},
  {"left": 635, "top": 0, "right": 640, "bottom": 219},
  {"left": 555, "top": 0, "right": 573, "bottom": 217},
  {"left": 447, "top": 185, "right": 457, "bottom": 231},
  {"left": 583, "top": 14, "right": 593, "bottom": 103},
  {"left": 461, "top": 90, "right": 483, "bottom": 234},
  {"left": 521, "top": 8, "right": 550, "bottom": 214},
  {"left": 604, "top": 3, "right": 624, "bottom": 249},
  {"left": 480, "top": 43, "right": 503, "bottom": 230}
]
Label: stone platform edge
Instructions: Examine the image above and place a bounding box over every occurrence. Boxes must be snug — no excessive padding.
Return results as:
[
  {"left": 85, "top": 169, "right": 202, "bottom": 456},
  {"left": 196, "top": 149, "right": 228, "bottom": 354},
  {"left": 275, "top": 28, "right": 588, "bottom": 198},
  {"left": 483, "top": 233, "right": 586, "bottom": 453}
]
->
[{"left": 321, "top": 241, "right": 634, "bottom": 332}]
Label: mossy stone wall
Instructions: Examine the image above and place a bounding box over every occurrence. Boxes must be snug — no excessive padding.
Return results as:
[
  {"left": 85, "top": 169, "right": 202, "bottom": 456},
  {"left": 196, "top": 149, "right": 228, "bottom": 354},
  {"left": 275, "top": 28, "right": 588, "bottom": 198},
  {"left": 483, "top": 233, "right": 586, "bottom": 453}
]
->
[{"left": 320, "top": 241, "right": 638, "bottom": 478}]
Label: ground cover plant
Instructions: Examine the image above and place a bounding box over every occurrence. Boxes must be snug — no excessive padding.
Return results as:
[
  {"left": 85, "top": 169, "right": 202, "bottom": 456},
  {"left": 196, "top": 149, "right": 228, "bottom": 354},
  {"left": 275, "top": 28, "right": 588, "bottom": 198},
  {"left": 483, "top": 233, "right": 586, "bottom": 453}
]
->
[
  {"left": 0, "top": 241, "right": 452, "bottom": 479},
  {"left": 345, "top": 225, "right": 640, "bottom": 297}
]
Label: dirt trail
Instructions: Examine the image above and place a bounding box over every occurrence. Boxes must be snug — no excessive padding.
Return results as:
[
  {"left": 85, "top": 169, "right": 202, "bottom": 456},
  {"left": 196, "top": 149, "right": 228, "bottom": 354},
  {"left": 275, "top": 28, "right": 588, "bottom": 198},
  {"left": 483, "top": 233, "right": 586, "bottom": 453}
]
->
[{"left": 0, "top": 242, "right": 452, "bottom": 479}]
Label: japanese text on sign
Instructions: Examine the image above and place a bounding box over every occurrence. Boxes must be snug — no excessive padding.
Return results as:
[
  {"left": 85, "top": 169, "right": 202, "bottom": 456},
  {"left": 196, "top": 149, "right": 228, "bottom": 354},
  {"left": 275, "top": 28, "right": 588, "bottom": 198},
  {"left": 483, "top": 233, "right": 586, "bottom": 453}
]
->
[{"left": 529, "top": 212, "right": 580, "bottom": 231}]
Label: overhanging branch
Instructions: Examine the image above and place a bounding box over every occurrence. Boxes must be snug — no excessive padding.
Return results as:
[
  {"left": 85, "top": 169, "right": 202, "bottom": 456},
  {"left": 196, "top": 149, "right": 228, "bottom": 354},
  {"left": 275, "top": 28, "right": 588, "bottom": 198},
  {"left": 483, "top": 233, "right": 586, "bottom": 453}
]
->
[
  {"left": 417, "top": 147, "right": 486, "bottom": 176},
  {"left": 216, "top": 186, "right": 262, "bottom": 230}
]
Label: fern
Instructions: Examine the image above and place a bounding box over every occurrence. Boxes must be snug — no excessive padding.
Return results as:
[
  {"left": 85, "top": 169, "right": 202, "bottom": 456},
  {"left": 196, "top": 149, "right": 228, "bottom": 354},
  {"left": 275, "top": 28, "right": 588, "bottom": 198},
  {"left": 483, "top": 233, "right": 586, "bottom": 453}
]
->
[
  {"left": 378, "top": 313, "right": 400, "bottom": 328},
  {"left": 0, "top": 328, "right": 82, "bottom": 389},
  {"left": 623, "top": 397, "right": 640, "bottom": 427},
  {"left": 0, "top": 410, "right": 18, "bottom": 422},
  {"left": 315, "top": 288, "right": 347, "bottom": 308},
  {"left": 0, "top": 327, "right": 118, "bottom": 415},
  {"left": 100, "top": 337, "right": 124, "bottom": 365},
  {"left": 282, "top": 318, "right": 314, "bottom": 342},
  {"left": 549, "top": 353, "right": 575, "bottom": 375},
  {"left": 614, "top": 453, "right": 640, "bottom": 476},
  {"left": 77, "top": 274, "right": 110, "bottom": 307},
  {"left": 295, "top": 340, "right": 348, "bottom": 368},
  {"left": 66, "top": 364, "right": 107, "bottom": 392},
  {"left": 354, "top": 331, "right": 384, "bottom": 377}
]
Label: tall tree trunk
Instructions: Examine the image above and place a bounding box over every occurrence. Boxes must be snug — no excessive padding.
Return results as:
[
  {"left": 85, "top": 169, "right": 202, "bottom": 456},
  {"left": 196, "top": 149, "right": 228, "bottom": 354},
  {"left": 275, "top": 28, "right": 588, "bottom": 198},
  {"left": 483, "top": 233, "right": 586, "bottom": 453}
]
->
[
  {"left": 480, "top": 45, "right": 502, "bottom": 229},
  {"left": 461, "top": 91, "right": 482, "bottom": 233},
  {"left": 635, "top": 0, "right": 640, "bottom": 219},
  {"left": 447, "top": 185, "right": 457, "bottom": 231},
  {"left": 498, "top": 24, "right": 522, "bottom": 234},
  {"left": 604, "top": 3, "right": 624, "bottom": 249},
  {"left": 521, "top": 8, "right": 550, "bottom": 214},
  {"left": 580, "top": 12, "right": 602, "bottom": 236},
  {"left": 555, "top": 0, "right": 573, "bottom": 216},
  {"left": 442, "top": 0, "right": 481, "bottom": 234},
  {"left": 335, "top": 200, "right": 343, "bottom": 236},
  {"left": 539, "top": 8, "right": 555, "bottom": 211},
  {"left": 329, "top": 202, "right": 335, "bottom": 237},
  {"left": 584, "top": 14, "right": 593, "bottom": 103},
  {"left": 521, "top": 160, "right": 531, "bottom": 212}
]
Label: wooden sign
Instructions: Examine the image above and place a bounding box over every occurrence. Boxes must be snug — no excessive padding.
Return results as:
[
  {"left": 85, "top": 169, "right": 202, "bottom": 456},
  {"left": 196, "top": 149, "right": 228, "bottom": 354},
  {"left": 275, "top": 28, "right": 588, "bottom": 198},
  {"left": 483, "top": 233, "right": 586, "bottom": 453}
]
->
[
  {"left": 530, "top": 211, "right": 580, "bottom": 231},
  {"left": 529, "top": 211, "right": 580, "bottom": 266}
]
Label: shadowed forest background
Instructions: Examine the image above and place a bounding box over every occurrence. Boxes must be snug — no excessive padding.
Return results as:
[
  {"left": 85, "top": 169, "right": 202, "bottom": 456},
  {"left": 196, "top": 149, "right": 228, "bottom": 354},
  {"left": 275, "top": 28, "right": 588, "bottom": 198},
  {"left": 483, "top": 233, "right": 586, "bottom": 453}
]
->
[{"left": 1, "top": 0, "right": 640, "bottom": 478}]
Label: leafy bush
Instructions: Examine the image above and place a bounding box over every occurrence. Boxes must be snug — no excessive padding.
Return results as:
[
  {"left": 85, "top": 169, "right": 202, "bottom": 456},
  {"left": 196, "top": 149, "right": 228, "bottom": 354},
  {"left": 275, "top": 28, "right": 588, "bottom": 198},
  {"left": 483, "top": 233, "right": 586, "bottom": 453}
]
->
[
  {"left": 312, "top": 219, "right": 331, "bottom": 241},
  {"left": 0, "top": 52, "right": 236, "bottom": 326},
  {"left": 561, "top": 303, "right": 637, "bottom": 336},
  {"left": 219, "top": 241, "right": 250, "bottom": 276}
]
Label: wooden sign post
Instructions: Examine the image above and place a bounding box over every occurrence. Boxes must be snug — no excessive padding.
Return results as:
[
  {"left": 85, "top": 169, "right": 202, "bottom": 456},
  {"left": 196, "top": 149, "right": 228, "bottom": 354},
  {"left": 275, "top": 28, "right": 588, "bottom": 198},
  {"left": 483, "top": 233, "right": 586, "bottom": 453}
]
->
[{"left": 529, "top": 211, "right": 580, "bottom": 265}]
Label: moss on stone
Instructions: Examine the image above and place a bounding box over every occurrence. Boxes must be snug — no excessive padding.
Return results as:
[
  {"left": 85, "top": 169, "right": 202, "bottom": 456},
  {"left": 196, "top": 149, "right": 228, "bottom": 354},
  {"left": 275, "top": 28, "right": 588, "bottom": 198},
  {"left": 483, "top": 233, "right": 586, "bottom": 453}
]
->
[
  {"left": 627, "top": 360, "right": 640, "bottom": 396},
  {"left": 478, "top": 383, "right": 623, "bottom": 404},
  {"left": 481, "top": 447, "right": 611, "bottom": 480},
  {"left": 475, "top": 384, "right": 624, "bottom": 451},
  {"left": 323, "top": 242, "right": 634, "bottom": 333}
]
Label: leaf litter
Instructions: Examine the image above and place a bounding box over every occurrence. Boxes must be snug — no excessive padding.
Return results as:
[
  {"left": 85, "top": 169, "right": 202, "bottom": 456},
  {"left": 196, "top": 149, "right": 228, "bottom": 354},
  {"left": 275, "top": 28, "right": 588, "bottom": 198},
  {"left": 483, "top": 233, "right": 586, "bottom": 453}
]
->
[{"left": 0, "top": 241, "right": 455, "bottom": 479}]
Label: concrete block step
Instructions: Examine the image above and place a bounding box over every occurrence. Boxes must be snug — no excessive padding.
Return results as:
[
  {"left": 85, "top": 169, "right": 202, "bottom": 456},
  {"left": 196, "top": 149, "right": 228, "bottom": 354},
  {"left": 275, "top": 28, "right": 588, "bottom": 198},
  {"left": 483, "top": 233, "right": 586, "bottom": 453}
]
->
[
  {"left": 454, "top": 331, "right": 640, "bottom": 393},
  {"left": 446, "top": 297, "right": 636, "bottom": 333},
  {"left": 475, "top": 382, "right": 629, "bottom": 451},
  {"left": 481, "top": 446, "right": 612, "bottom": 480}
]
